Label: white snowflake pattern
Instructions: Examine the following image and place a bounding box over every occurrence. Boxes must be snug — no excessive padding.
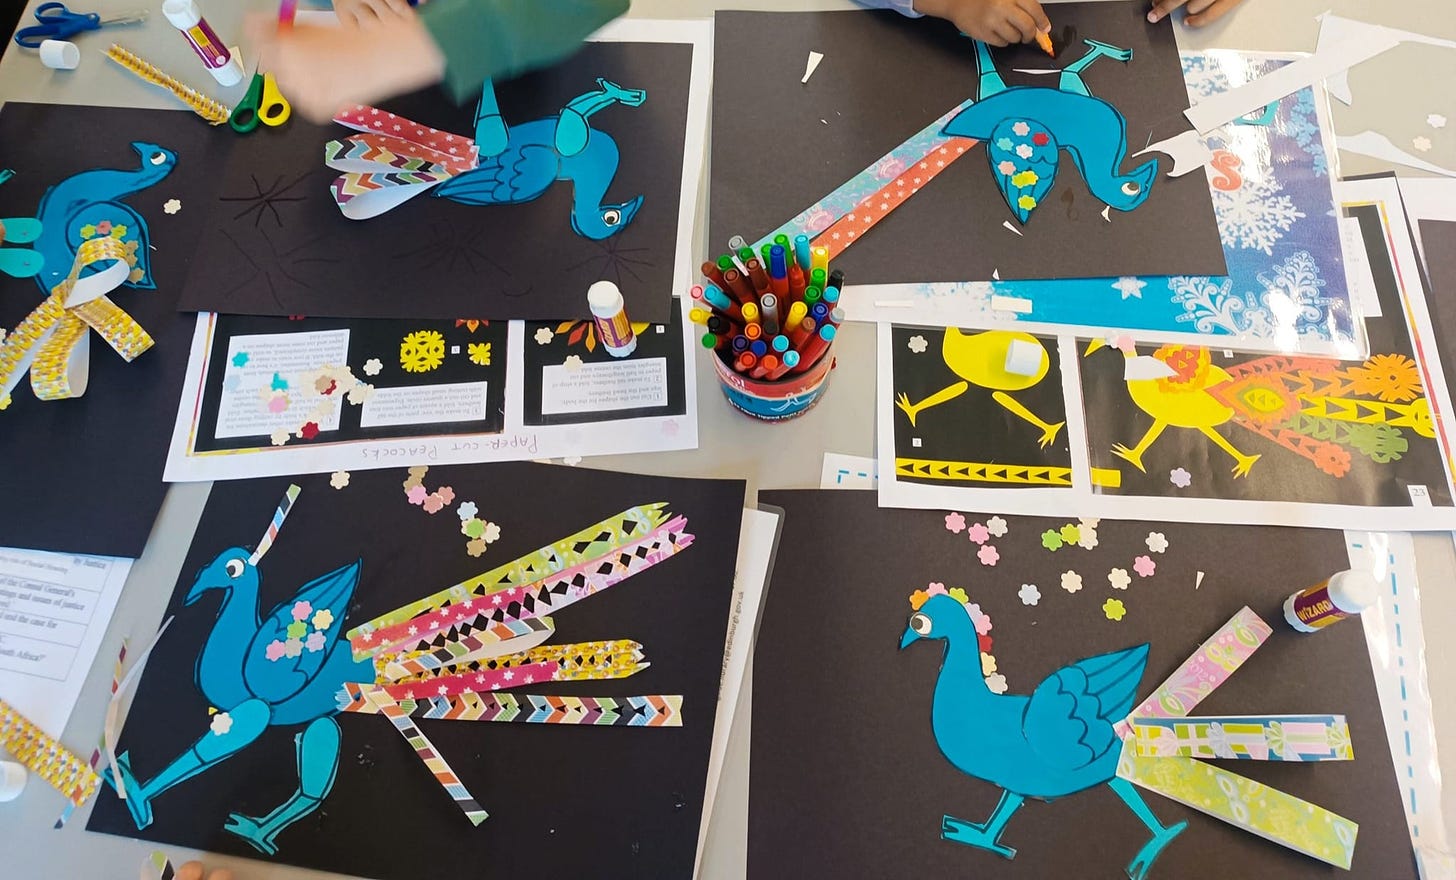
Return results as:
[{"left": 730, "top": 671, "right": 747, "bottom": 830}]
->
[{"left": 1212, "top": 172, "right": 1303, "bottom": 255}]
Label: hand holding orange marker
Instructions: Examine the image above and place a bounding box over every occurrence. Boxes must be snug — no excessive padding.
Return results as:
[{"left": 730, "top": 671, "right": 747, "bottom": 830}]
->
[{"left": 1034, "top": 27, "right": 1054, "bottom": 58}]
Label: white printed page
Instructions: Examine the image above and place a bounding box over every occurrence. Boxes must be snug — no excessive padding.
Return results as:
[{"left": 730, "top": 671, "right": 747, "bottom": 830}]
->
[
  {"left": 541, "top": 358, "right": 669, "bottom": 415},
  {"left": 215, "top": 330, "right": 351, "bottom": 439},
  {"left": 0, "top": 547, "right": 132, "bottom": 739},
  {"left": 360, "top": 382, "right": 491, "bottom": 428}
]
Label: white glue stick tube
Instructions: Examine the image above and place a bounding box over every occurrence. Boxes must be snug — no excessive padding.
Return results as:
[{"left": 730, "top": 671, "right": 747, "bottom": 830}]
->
[{"left": 162, "top": 0, "right": 244, "bottom": 86}]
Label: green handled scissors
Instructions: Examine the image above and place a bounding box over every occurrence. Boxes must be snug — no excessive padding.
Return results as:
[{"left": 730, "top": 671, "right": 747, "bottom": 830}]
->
[{"left": 230, "top": 69, "right": 291, "bottom": 133}]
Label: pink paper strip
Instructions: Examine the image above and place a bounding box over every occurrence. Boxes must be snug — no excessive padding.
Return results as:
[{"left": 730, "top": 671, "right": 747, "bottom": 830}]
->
[
  {"left": 382, "top": 661, "right": 560, "bottom": 700},
  {"left": 333, "top": 105, "right": 479, "bottom": 167}
]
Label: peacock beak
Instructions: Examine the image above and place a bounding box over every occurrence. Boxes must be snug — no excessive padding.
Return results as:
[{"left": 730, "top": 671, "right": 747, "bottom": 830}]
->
[
  {"left": 899, "top": 625, "right": 920, "bottom": 650},
  {"left": 1083, "top": 338, "right": 1107, "bottom": 357}
]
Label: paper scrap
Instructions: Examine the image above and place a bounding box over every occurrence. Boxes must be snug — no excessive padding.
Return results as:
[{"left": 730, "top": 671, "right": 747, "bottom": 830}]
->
[
  {"left": 1115, "top": 607, "right": 1271, "bottom": 738},
  {"left": 1134, "top": 129, "right": 1213, "bottom": 177},
  {"left": 363, "top": 685, "right": 488, "bottom": 825},
  {"left": 1414, "top": 136, "right": 1434, "bottom": 153},
  {"left": 1002, "top": 221, "right": 1024, "bottom": 237},
  {"left": 801, "top": 51, "right": 824, "bottom": 84},
  {"left": 1338, "top": 131, "right": 1456, "bottom": 179},
  {"left": 990, "top": 295, "right": 1032, "bottom": 315},
  {"left": 1429, "top": 114, "right": 1448, "bottom": 130},
  {"left": 1133, "top": 714, "right": 1352, "bottom": 761},
  {"left": 1118, "top": 740, "right": 1358, "bottom": 868}
]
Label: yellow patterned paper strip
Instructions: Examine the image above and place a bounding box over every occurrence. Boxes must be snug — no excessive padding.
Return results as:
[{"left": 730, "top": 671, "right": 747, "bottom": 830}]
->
[{"left": 0, "top": 698, "right": 100, "bottom": 808}]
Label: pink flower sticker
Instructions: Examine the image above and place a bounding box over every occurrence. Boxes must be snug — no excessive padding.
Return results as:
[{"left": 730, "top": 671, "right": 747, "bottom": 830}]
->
[
  {"left": 437, "top": 486, "right": 455, "bottom": 505},
  {"left": 926, "top": 582, "right": 948, "bottom": 597},
  {"left": 265, "top": 640, "right": 286, "bottom": 661},
  {"left": 422, "top": 494, "right": 446, "bottom": 514},
  {"left": 1134, "top": 556, "right": 1156, "bottom": 578},
  {"left": 406, "top": 484, "right": 428, "bottom": 505},
  {"left": 977, "top": 545, "right": 999, "bottom": 566},
  {"left": 966, "top": 603, "right": 993, "bottom": 636},
  {"left": 291, "top": 601, "right": 312, "bottom": 621},
  {"left": 966, "top": 523, "right": 991, "bottom": 545},
  {"left": 944, "top": 512, "right": 966, "bottom": 534},
  {"left": 304, "top": 631, "right": 326, "bottom": 652}
]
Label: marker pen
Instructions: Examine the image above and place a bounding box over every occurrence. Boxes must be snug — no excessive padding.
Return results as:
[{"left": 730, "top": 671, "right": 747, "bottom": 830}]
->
[
  {"left": 793, "top": 324, "right": 837, "bottom": 373},
  {"left": 769, "top": 246, "right": 790, "bottom": 298},
  {"left": 751, "top": 354, "right": 777, "bottom": 380},
  {"left": 766, "top": 349, "right": 798, "bottom": 380},
  {"left": 760, "top": 293, "right": 781, "bottom": 337},
  {"left": 793, "top": 234, "right": 812, "bottom": 272}
]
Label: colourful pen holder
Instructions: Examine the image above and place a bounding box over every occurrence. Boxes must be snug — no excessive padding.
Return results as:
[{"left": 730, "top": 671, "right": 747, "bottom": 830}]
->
[{"left": 710, "top": 342, "right": 837, "bottom": 421}]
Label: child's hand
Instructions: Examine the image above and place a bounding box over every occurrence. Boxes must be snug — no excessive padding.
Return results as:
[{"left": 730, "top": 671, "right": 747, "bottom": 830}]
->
[
  {"left": 246, "top": 10, "right": 445, "bottom": 124},
  {"left": 174, "top": 861, "right": 233, "bottom": 880},
  {"left": 1147, "top": 0, "right": 1245, "bottom": 27},
  {"left": 916, "top": 0, "right": 1051, "bottom": 48},
  {"left": 332, "top": 0, "right": 412, "bottom": 30}
]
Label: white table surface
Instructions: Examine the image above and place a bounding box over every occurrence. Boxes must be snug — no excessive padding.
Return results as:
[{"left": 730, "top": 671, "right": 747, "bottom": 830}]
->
[{"left": 1, "top": 1, "right": 1455, "bottom": 877}]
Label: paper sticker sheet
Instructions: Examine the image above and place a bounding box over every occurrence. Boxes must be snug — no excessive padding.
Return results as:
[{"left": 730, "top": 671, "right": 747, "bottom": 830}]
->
[
  {"left": 164, "top": 298, "right": 697, "bottom": 482},
  {"left": 844, "top": 52, "right": 1361, "bottom": 358},
  {"left": 878, "top": 179, "right": 1456, "bottom": 530}
]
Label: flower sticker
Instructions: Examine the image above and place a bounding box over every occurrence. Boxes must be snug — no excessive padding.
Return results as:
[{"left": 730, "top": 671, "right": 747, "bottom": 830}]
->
[
  {"left": 457, "top": 501, "right": 478, "bottom": 520},
  {"left": 311, "top": 609, "right": 334, "bottom": 630},
  {"left": 534, "top": 326, "right": 555, "bottom": 345},
  {"left": 291, "top": 601, "right": 312, "bottom": 621},
  {"left": 981, "top": 652, "right": 997, "bottom": 675},
  {"left": 966, "top": 603, "right": 992, "bottom": 636},
  {"left": 482, "top": 521, "right": 501, "bottom": 543},
  {"left": 468, "top": 342, "right": 492, "bottom": 366},
  {"left": 997, "top": 160, "right": 1017, "bottom": 175},
  {"left": 232, "top": 352, "right": 250, "bottom": 368},
  {"left": 944, "top": 512, "right": 966, "bottom": 534},
  {"left": 363, "top": 358, "right": 383, "bottom": 377},
  {"left": 1058, "top": 524, "right": 1080, "bottom": 545},
  {"left": 1077, "top": 525, "right": 1099, "bottom": 550},
  {"left": 985, "top": 673, "right": 1009, "bottom": 694},
  {"left": 284, "top": 638, "right": 304, "bottom": 658},
  {"left": 286, "top": 620, "right": 307, "bottom": 639},
  {"left": 909, "top": 589, "right": 932, "bottom": 610},
  {"left": 422, "top": 494, "right": 446, "bottom": 514},
  {"left": 163, "top": 198, "right": 181, "bottom": 215},
  {"left": 1015, "top": 143, "right": 1035, "bottom": 159},
  {"left": 1012, "top": 121, "right": 1031, "bottom": 137},
  {"left": 1103, "top": 598, "right": 1127, "bottom": 621},
  {"left": 210, "top": 712, "right": 233, "bottom": 736},
  {"left": 270, "top": 428, "right": 290, "bottom": 446},
  {"left": 966, "top": 522, "right": 990, "bottom": 545},
  {"left": 1170, "top": 467, "right": 1192, "bottom": 488},
  {"left": 564, "top": 354, "right": 583, "bottom": 372},
  {"left": 1060, "top": 571, "right": 1083, "bottom": 593},
  {"left": 466, "top": 537, "right": 488, "bottom": 557},
  {"left": 265, "top": 640, "right": 286, "bottom": 661},
  {"left": 908, "top": 335, "right": 929, "bottom": 354},
  {"left": 1429, "top": 114, "right": 1448, "bottom": 129},
  {"left": 406, "top": 484, "right": 428, "bottom": 505},
  {"left": 1041, "top": 530, "right": 1063, "bottom": 551},
  {"left": 330, "top": 470, "right": 350, "bottom": 490},
  {"left": 1146, "top": 532, "right": 1168, "bottom": 554},
  {"left": 986, "top": 516, "right": 1008, "bottom": 538},
  {"left": 1414, "top": 136, "right": 1434, "bottom": 153},
  {"left": 977, "top": 544, "right": 1000, "bottom": 566},
  {"left": 304, "top": 631, "right": 326, "bottom": 653},
  {"left": 1109, "top": 568, "right": 1131, "bottom": 590},
  {"left": 1018, "top": 583, "right": 1041, "bottom": 606},
  {"left": 462, "top": 518, "right": 486, "bottom": 539},
  {"left": 1134, "top": 556, "right": 1156, "bottom": 578}
]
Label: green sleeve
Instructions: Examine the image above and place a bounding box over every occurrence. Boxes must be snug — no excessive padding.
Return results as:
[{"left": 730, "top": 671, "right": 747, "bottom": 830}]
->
[{"left": 420, "top": 0, "right": 631, "bottom": 103}]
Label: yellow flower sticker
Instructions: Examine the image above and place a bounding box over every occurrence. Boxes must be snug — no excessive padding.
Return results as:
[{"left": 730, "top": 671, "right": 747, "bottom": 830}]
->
[
  {"left": 467, "top": 342, "right": 491, "bottom": 366},
  {"left": 400, "top": 330, "right": 446, "bottom": 373},
  {"left": 1103, "top": 598, "right": 1127, "bottom": 622}
]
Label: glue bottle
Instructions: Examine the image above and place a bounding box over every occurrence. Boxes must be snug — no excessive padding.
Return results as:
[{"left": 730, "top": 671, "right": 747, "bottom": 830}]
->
[
  {"left": 162, "top": 0, "right": 244, "bottom": 87},
  {"left": 587, "top": 281, "right": 637, "bottom": 358},
  {"left": 1283, "top": 570, "right": 1379, "bottom": 633}
]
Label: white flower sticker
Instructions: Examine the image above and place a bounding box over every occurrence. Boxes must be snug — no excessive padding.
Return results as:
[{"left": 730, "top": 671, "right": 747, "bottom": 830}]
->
[
  {"left": 330, "top": 470, "right": 350, "bottom": 490},
  {"left": 564, "top": 354, "right": 583, "bottom": 372},
  {"left": 985, "top": 673, "right": 1009, "bottom": 694},
  {"left": 1077, "top": 525, "right": 1099, "bottom": 550},
  {"left": 210, "top": 712, "right": 233, "bottom": 736},
  {"left": 1146, "top": 532, "right": 1168, "bottom": 554},
  {"left": 363, "top": 358, "right": 383, "bottom": 376},
  {"left": 986, "top": 515, "right": 1008, "bottom": 538},
  {"left": 535, "top": 327, "right": 555, "bottom": 345},
  {"left": 1414, "top": 136, "right": 1434, "bottom": 153},
  {"left": 907, "top": 335, "right": 929, "bottom": 354},
  {"left": 163, "top": 198, "right": 181, "bottom": 215},
  {"left": 270, "top": 428, "right": 290, "bottom": 447},
  {"left": 1015, "top": 143, "right": 1034, "bottom": 159},
  {"left": 1018, "top": 583, "right": 1040, "bottom": 606},
  {"left": 1109, "top": 568, "right": 1132, "bottom": 590},
  {"left": 1060, "top": 571, "right": 1083, "bottom": 594},
  {"left": 1429, "top": 114, "right": 1448, "bottom": 129}
]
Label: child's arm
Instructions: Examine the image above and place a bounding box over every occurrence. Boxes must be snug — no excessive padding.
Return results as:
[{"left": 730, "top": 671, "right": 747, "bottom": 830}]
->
[
  {"left": 855, "top": 0, "right": 1050, "bottom": 47},
  {"left": 1147, "top": 0, "right": 1245, "bottom": 27}
]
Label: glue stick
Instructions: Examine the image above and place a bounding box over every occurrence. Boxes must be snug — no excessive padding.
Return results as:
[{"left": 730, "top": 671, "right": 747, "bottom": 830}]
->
[
  {"left": 1283, "top": 570, "right": 1379, "bottom": 633},
  {"left": 587, "top": 281, "right": 637, "bottom": 358},
  {"left": 162, "top": 0, "right": 244, "bottom": 87}
]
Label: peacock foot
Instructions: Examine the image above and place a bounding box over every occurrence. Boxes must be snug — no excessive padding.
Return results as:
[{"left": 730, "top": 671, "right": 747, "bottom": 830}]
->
[
  {"left": 595, "top": 78, "right": 647, "bottom": 107},
  {"left": 1125, "top": 819, "right": 1187, "bottom": 880},
  {"left": 1231, "top": 454, "right": 1261, "bottom": 478},
  {"left": 894, "top": 393, "right": 920, "bottom": 427},
  {"left": 1038, "top": 422, "right": 1066, "bottom": 449},
  {"left": 941, "top": 814, "right": 1017, "bottom": 859},
  {"left": 1111, "top": 444, "right": 1147, "bottom": 473},
  {"left": 103, "top": 752, "right": 154, "bottom": 830},
  {"left": 224, "top": 813, "right": 281, "bottom": 856}
]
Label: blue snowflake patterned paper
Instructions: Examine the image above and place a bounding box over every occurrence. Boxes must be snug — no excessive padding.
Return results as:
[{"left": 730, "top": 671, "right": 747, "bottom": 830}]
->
[{"left": 892, "top": 53, "right": 1358, "bottom": 356}]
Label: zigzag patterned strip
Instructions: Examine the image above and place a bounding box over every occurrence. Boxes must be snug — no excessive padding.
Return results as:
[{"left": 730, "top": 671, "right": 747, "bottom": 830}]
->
[
  {"left": 362, "top": 686, "right": 488, "bottom": 825},
  {"left": 1231, "top": 414, "right": 1330, "bottom": 469},
  {"left": 349, "top": 503, "right": 674, "bottom": 648},
  {"left": 339, "top": 688, "right": 683, "bottom": 727},
  {"left": 366, "top": 517, "right": 692, "bottom": 659},
  {"left": 895, "top": 458, "right": 1074, "bottom": 486},
  {"left": 324, "top": 138, "right": 450, "bottom": 176},
  {"left": 330, "top": 170, "right": 448, "bottom": 206},
  {"left": 381, "top": 616, "right": 555, "bottom": 679},
  {"left": 386, "top": 635, "right": 640, "bottom": 683},
  {"left": 383, "top": 641, "right": 648, "bottom": 700},
  {"left": 1301, "top": 395, "right": 1435, "bottom": 437}
]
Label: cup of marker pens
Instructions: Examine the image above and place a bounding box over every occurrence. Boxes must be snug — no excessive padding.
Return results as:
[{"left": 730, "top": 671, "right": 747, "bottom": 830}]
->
[{"left": 693, "top": 236, "right": 840, "bottom": 421}]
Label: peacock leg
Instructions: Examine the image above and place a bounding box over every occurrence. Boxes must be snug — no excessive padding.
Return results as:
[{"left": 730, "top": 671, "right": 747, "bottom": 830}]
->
[
  {"left": 554, "top": 78, "right": 648, "bottom": 157},
  {"left": 941, "top": 789, "right": 1024, "bottom": 859},
  {"left": 895, "top": 381, "right": 970, "bottom": 428},
  {"left": 1109, "top": 778, "right": 1187, "bottom": 880},
  {"left": 223, "top": 716, "right": 342, "bottom": 856},
  {"left": 104, "top": 698, "right": 271, "bottom": 830},
  {"left": 1059, "top": 40, "right": 1134, "bottom": 97},
  {"left": 972, "top": 41, "right": 1008, "bottom": 101},
  {"left": 1111, "top": 421, "right": 1167, "bottom": 473},
  {"left": 1197, "top": 425, "right": 1261, "bottom": 478},
  {"left": 992, "top": 391, "right": 1066, "bottom": 448},
  {"left": 473, "top": 78, "right": 510, "bottom": 159}
]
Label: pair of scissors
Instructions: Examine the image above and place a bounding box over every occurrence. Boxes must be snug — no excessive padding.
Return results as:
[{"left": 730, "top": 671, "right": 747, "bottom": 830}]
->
[
  {"left": 14, "top": 3, "right": 147, "bottom": 49},
  {"left": 230, "top": 68, "right": 291, "bottom": 133}
]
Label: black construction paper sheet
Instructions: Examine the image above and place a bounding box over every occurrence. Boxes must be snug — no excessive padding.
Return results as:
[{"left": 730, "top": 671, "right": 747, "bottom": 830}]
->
[
  {"left": 180, "top": 40, "right": 693, "bottom": 323},
  {"left": 890, "top": 325, "right": 1072, "bottom": 488},
  {"left": 88, "top": 464, "right": 744, "bottom": 880},
  {"left": 1080, "top": 203, "right": 1454, "bottom": 509},
  {"left": 752, "top": 490, "right": 1417, "bottom": 880},
  {"left": 709, "top": 4, "right": 1226, "bottom": 284},
  {"left": 1417, "top": 219, "right": 1456, "bottom": 402},
  {"left": 0, "top": 103, "right": 230, "bottom": 557}
]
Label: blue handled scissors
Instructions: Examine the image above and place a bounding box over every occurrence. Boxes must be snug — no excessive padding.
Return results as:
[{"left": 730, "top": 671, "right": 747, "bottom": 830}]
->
[{"left": 14, "top": 3, "right": 148, "bottom": 49}]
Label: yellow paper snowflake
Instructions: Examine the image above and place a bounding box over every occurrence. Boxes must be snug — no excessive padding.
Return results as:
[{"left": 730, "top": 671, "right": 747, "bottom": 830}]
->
[
  {"left": 467, "top": 342, "right": 492, "bottom": 366},
  {"left": 400, "top": 330, "right": 445, "bottom": 373}
]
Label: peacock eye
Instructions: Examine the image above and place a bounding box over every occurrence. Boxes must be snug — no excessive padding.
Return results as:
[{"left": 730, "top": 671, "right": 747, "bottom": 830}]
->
[
  {"left": 602, "top": 209, "right": 622, "bottom": 227},
  {"left": 149, "top": 151, "right": 166, "bottom": 166},
  {"left": 225, "top": 559, "right": 245, "bottom": 578},
  {"left": 1121, "top": 181, "right": 1141, "bottom": 196},
  {"left": 911, "top": 612, "right": 932, "bottom": 635}
]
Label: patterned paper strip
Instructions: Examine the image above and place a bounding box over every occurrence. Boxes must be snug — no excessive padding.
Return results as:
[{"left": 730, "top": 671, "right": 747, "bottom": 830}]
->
[
  {"left": 815, "top": 138, "right": 976, "bottom": 259},
  {"left": 362, "top": 686, "right": 488, "bottom": 825},
  {"left": 248, "top": 484, "right": 301, "bottom": 566},
  {"left": 338, "top": 688, "right": 683, "bottom": 727},
  {"left": 55, "top": 639, "right": 128, "bottom": 828},
  {"left": 1131, "top": 714, "right": 1353, "bottom": 762},
  {"left": 382, "top": 640, "right": 648, "bottom": 700},
  {"left": 750, "top": 100, "right": 973, "bottom": 250},
  {"left": 364, "top": 517, "right": 692, "bottom": 660},
  {"left": 333, "top": 105, "right": 480, "bottom": 167},
  {"left": 1115, "top": 606, "right": 1272, "bottom": 739},
  {"left": 895, "top": 458, "right": 1074, "bottom": 485},
  {"left": 0, "top": 697, "right": 100, "bottom": 808},
  {"left": 385, "top": 637, "right": 645, "bottom": 684},
  {"left": 349, "top": 503, "right": 674, "bottom": 644},
  {"left": 324, "top": 133, "right": 470, "bottom": 176},
  {"left": 379, "top": 615, "right": 556, "bottom": 680},
  {"left": 1117, "top": 740, "right": 1358, "bottom": 868}
]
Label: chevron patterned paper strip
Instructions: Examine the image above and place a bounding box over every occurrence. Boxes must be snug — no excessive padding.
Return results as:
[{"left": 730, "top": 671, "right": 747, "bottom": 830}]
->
[
  {"left": 362, "top": 686, "right": 488, "bottom": 826},
  {"left": 330, "top": 171, "right": 449, "bottom": 220},
  {"left": 380, "top": 616, "right": 556, "bottom": 680},
  {"left": 895, "top": 458, "right": 1075, "bottom": 486},
  {"left": 1115, "top": 607, "right": 1272, "bottom": 740},
  {"left": 339, "top": 688, "right": 683, "bottom": 727},
  {"left": 365, "top": 517, "right": 692, "bottom": 659},
  {"left": 386, "top": 639, "right": 646, "bottom": 685},
  {"left": 382, "top": 641, "right": 649, "bottom": 700},
  {"left": 350, "top": 503, "right": 674, "bottom": 647},
  {"left": 1131, "top": 714, "right": 1353, "bottom": 762},
  {"left": 1118, "top": 740, "right": 1358, "bottom": 868},
  {"left": 324, "top": 139, "right": 453, "bottom": 177}
]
